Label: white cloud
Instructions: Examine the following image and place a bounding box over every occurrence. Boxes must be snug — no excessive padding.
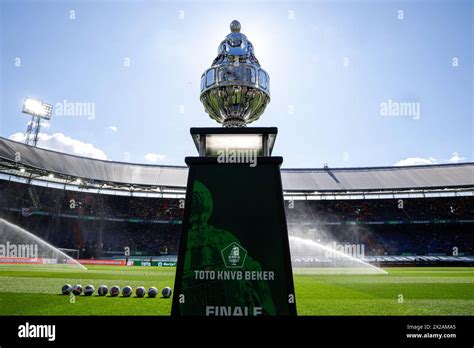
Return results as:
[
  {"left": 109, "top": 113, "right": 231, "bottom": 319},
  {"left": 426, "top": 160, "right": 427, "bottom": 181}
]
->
[
  {"left": 107, "top": 126, "right": 118, "bottom": 132},
  {"left": 144, "top": 152, "right": 167, "bottom": 162},
  {"left": 448, "top": 152, "right": 466, "bottom": 163},
  {"left": 9, "top": 132, "right": 107, "bottom": 160},
  {"left": 395, "top": 153, "right": 468, "bottom": 166},
  {"left": 394, "top": 157, "right": 438, "bottom": 166}
]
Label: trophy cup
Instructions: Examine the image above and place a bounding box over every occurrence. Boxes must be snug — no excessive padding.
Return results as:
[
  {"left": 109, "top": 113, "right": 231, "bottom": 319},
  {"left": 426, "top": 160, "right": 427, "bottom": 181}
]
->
[
  {"left": 200, "top": 20, "right": 270, "bottom": 128},
  {"left": 172, "top": 21, "right": 296, "bottom": 316}
]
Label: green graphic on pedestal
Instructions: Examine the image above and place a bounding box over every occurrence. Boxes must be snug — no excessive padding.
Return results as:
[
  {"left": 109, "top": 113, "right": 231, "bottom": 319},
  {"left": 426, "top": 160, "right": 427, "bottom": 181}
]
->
[
  {"left": 181, "top": 180, "right": 276, "bottom": 315},
  {"left": 172, "top": 160, "right": 296, "bottom": 316},
  {"left": 222, "top": 242, "right": 247, "bottom": 268}
]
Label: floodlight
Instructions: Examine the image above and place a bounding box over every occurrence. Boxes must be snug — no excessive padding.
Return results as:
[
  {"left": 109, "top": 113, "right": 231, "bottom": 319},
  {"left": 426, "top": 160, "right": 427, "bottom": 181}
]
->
[
  {"left": 22, "top": 98, "right": 53, "bottom": 119},
  {"left": 22, "top": 97, "right": 53, "bottom": 146}
]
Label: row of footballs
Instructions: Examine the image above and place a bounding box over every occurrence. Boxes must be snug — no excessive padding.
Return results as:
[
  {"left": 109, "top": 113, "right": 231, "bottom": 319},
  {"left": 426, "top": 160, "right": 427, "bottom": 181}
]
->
[{"left": 62, "top": 284, "right": 172, "bottom": 298}]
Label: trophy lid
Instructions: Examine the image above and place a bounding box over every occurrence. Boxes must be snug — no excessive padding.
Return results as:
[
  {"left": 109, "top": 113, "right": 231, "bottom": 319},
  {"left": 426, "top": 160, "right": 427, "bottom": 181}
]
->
[{"left": 213, "top": 20, "right": 260, "bottom": 66}]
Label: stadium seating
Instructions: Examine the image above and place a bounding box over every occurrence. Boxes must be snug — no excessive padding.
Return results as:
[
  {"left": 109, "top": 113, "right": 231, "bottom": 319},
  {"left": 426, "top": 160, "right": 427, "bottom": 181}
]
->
[{"left": 1, "top": 179, "right": 472, "bottom": 259}]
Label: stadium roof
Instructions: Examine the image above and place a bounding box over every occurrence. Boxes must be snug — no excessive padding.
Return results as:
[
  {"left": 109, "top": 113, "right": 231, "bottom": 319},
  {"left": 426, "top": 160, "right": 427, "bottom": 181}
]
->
[{"left": 0, "top": 137, "right": 473, "bottom": 193}]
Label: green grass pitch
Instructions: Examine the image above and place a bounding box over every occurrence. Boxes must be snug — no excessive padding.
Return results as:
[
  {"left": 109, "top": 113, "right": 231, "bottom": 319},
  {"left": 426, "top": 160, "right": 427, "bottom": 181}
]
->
[{"left": 0, "top": 265, "right": 473, "bottom": 315}]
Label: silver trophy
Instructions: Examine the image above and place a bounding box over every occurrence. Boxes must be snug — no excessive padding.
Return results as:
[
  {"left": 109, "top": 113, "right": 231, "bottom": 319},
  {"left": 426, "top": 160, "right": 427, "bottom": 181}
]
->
[{"left": 200, "top": 20, "right": 270, "bottom": 127}]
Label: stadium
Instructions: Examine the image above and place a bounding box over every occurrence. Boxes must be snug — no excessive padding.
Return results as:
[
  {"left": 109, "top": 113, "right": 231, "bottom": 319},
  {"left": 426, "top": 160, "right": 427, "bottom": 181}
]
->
[{"left": 1, "top": 136, "right": 473, "bottom": 316}]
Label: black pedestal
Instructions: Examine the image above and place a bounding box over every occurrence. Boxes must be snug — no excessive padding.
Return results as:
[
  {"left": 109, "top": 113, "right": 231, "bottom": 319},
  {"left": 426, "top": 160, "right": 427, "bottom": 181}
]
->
[{"left": 171, "top": 156, "right": 297, "bottom": 316}]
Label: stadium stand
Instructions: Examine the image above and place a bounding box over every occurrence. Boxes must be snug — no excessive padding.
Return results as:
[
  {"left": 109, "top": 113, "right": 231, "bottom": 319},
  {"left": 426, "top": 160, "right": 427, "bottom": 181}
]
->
[{"left": 1, "top": 137, "right": 473, "bottom": 264}]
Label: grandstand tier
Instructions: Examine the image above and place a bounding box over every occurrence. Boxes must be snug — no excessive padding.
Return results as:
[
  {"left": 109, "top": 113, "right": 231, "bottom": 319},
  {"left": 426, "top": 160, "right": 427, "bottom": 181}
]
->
[
  {"left": 1, "top": 137, "right": 473, "bottom": 194},
  {"left": 0, "top": 138, "right": 473, "bottom": 263}
]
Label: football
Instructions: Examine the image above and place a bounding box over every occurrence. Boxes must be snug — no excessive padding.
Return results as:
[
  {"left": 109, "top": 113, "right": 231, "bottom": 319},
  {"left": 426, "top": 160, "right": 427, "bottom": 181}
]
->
[
  {"left": 122, "top": 286, "right": 132, "bottom": 297},
  {"left": 84, "top": 285, "right": 94, "bottom": 296},
  {"left": 97, "top": 285, "right": 108, "bottom": 296},
  {"left": 61, "top": 284, "right": 72, "bottom": 295},
  {"left": 147, "top": 287, "right": 158, "bottom": 298},
  {"left": 135, "top": 286, "right": 146, "bottom": 298},
  {"left": 110, "top": 286, "right": 120, "bottom": 297},
  {"left": 161, "top": 287, "right": 172, "bottom": 298},
  {"left": 72, "top": 284, "right": 83, "bottom": 296}
]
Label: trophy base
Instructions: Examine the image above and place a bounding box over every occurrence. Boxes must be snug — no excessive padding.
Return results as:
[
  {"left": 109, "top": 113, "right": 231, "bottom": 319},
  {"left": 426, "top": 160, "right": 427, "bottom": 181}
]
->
[{"left": 171, "top": 128, "right": 296, "bottom": 316}]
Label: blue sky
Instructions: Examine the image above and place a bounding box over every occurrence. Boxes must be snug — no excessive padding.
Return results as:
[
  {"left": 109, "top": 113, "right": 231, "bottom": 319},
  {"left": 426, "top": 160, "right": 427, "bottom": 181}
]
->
[{"left": 0, "top": 0, "right": 472, "bottom": 168}]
